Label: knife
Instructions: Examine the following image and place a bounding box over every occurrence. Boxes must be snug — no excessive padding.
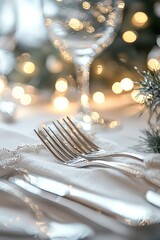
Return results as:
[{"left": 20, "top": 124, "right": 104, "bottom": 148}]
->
[
  {"left": 9, "top": 174, "right": 132, "bottom": 237},
  {"left": 8, "top": 172, "right": 160, "bottom": 227}
]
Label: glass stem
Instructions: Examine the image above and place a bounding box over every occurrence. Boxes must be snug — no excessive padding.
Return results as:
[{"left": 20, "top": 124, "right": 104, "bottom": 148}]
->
[{"left": 74, "top": 58, "right": 92, "bottom": 115}]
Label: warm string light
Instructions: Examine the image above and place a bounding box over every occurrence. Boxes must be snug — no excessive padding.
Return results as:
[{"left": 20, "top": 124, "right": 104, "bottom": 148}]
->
[
  {"left": 1, "top": 1, "right": 155, "bottom": 114},
  {"left": 112, "top": 78, "right": 134, "bottom": 94},
  {"left": 81, "top": 94, "right": 89, "bottom": 107},
  {"left": 52, "top": 96, "right": 69, "bottom": 111},
  {"left": 82, "top": 1, "right": 91, "bottom": 10},
  {"left": 121, "top": 11, "right": 148, "bottom": 45},
  {"left": 120, "top": 78, "right": 134, "bottom": 91},
  {"left": 147, "top": 58, "right": 160, "bottom": 70},
  {"left": 122, "top": 30, "right": 138, "bottom": 43},
  {"left": 112, "top": 82, "right": 122, "bottom": 94},
  {"left": 51, "top": 77, "right": 70, "bottom": 111},
  {"left": 20, "top": 94, "right": 32, "bottom": 105},
  {"left": 55, "top": 78, "right": 68, "bottom": 92},
  {"left": 96, "top": 64, "right": 103, "bottom": 74},
  {"left": 132, "top": 12, "right": 148, "bottom": 27},
  {"left": 92, "top": 91, "right": 105, "bottom": 104},
  {"left": 17, "top": 53, "right": 37, "bottom": 76},
  {"left": 69, "top": 18, "right": 84, "bottom": 31},
  {"left": 11, "top": 6, "right": 152, "bottom": 110},
  {"left": 11, "top": 84, "right": 38, "bottom": 106},
  {"left": 12, "top": 86, "right": 25, "bottom": 99},
  {"left": 121, "top": 10, "right": 150, "bottom": 71},
  {"left": 22, "top": 61, "right": 35, "bottom": 74}
]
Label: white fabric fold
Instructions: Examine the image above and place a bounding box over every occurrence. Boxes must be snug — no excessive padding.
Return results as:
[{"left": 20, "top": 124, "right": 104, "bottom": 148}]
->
[
  {"left": 144, "top": 154, "right": 160, "bottom": 168},
  {"left": 0, "top": 129, "right": 160, "bottom": 238},
  {"left": 0, "top": 136, "right": 160, "bottom": 203}
]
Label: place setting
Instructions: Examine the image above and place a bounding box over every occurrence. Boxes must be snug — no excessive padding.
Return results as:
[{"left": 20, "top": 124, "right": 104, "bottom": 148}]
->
[
  {"left": 0, "top": 0, "right": 160, "bottom": 239},
  {"left": 1, "top": 114, "right": 160, "bottom": 239}
]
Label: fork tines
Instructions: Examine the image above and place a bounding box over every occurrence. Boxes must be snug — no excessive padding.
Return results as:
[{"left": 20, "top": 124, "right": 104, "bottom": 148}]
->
[{"left": 34, "top": 116, "right": 99, "bottom": 162}]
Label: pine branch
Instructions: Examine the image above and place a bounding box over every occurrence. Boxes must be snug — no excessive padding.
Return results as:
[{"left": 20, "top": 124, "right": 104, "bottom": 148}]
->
[
  {"left": 134, "top": 68, "right": 160, "bottom": 153},
  {"left": 140, "top": 126, "right": 160, "bottom": 153},
  {"left": 134, "top": 68, "right": 160, "bottom": 112}
]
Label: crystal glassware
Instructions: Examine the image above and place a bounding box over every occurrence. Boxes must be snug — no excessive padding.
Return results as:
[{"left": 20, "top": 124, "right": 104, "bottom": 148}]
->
[{"left": 41, "top": 0, "right": 125, "bottom": 131}]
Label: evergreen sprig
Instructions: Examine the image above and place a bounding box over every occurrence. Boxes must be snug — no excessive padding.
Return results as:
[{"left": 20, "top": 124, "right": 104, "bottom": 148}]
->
[
  {"left": 135, "top": 68, "right": 160, "bottom": 112},
  {"left": 140, "top": 126, "right": 160, "bottom": 153},
  {"left": 134, "top": 68, "right": 160, "bottom": 153}
]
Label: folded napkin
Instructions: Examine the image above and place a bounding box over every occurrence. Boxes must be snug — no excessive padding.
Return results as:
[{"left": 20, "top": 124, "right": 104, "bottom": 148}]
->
[
  {"left": 0, "top": 133, "right": 160, "bottom": 204},
  {"left": 0, "top": 130, "right": 160, "bottom": 239}
]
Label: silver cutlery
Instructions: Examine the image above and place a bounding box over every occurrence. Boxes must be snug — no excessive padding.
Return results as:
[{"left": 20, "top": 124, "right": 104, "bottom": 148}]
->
[
  {"left": 6, "top": 172, "right": 136, "bottom": 237},
  {"left": 34, "top": 117, "right": 148, "bottom": 180},
  {"left": 4, "top": 170, "right": 160, "bottom": 229},
  {"left": 0, "top": 178, "right": 93, "bottom": 240},
  {"left": 35, "top": 116, "right": 144, "bottom": 163}
]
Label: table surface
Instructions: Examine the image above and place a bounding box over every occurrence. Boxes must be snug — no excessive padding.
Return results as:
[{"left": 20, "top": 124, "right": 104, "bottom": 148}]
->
[
  {"left": 0, "top": 93, "right": 156, "bottom": 240},
  {"left": 0, "top": 92, "right": 149, "bottom": 150}
]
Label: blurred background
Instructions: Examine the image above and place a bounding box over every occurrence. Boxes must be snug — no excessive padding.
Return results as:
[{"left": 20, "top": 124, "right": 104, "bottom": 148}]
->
[{"left": 0, "top": 0, "right": 160, "bottom": 111}]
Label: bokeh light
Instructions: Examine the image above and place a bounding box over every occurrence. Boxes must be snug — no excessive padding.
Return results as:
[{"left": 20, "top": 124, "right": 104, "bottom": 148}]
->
[
  {"left": 120, "top": 78, "right": 134, "bottom": 91},
  {"left": 86, "top": 25, "right": 95, "bottom": 33},
  {"left": 53, "top": 96, "right": 69, "bottom": 111},
  {"left": 91, "top": 111, "right": 100, "bottom": 120},
  {"left": 83, "top": 114, "right": 91, "bottom": 123},
  {"left": 23, "top": 61, "right": 35, "bottom": 74},
  {"left": 20, "top": 94, "right": 32, "bottom": 105},
  {"left": 96, "top": 65, "right": 103, "bottom": 74},
  {"left": 55, "top": 78, "right": 68, "bottom": 92},
  {"left": 97, "top": 15, "right": 106, "bottom": 23},
  {"left": 69, "top": 18, "right": 83, "bottom": 31},
  {"left": 82, "top": 1, "right": 91, "bottom": 10},
  {"left": 122, "top": 30, "right": 138, "bottom": 43},
  {"left": 81, "top": 94, "right": 89, "bottom": 107},
  {"left": 12, "top": 86, "right": 25, "bottom": 99},
  {"left": 92, "top": 91, "right": 105, "bottom": 104},
  {"left": 112, "top": 82, "right": 122, "bottom": 94},
  {"left": 132, "top": 12, "right": 148, "bottom": 27},
  {"left": 109, "top": 120, "right": 119, "bottom": 129},
  {"left": 147, "top": 58, "right": 160, "bottom": 70}
]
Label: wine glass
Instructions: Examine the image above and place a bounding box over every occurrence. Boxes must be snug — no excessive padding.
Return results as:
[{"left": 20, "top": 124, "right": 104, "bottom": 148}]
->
[{"left": 41, "top": 0, "right": 125, "bottom": 131}]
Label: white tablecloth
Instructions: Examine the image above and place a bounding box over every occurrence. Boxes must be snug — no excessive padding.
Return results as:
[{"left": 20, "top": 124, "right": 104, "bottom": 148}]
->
[{"left": 0, "top": 96, "right": 160, "bottom": 240}]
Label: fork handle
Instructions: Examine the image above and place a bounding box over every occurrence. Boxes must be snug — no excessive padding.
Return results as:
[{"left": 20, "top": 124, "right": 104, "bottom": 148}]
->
[
  {"left": 71, "top": 160, "right": 145, "bottom": 178},
  {"left": 83, "top": 151, "right": 144, "bottom": 162}
]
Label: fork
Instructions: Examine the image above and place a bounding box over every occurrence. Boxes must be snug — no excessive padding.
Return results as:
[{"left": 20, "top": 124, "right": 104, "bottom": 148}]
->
[
  {"left": 36, "top": 116, "right": 144, "bottom": 162},
  {"left": 34, "top": 117, "right": 147, "bottom": 179}
]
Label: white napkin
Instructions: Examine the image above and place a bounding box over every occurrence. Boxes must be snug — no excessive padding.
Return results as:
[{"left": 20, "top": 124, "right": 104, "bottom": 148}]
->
[
  {"left": 1, "top": 129, "right": 160, "bottom": 239},
  {"left": 0, "top": 135, "right": 160, "bottom": 203}
]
